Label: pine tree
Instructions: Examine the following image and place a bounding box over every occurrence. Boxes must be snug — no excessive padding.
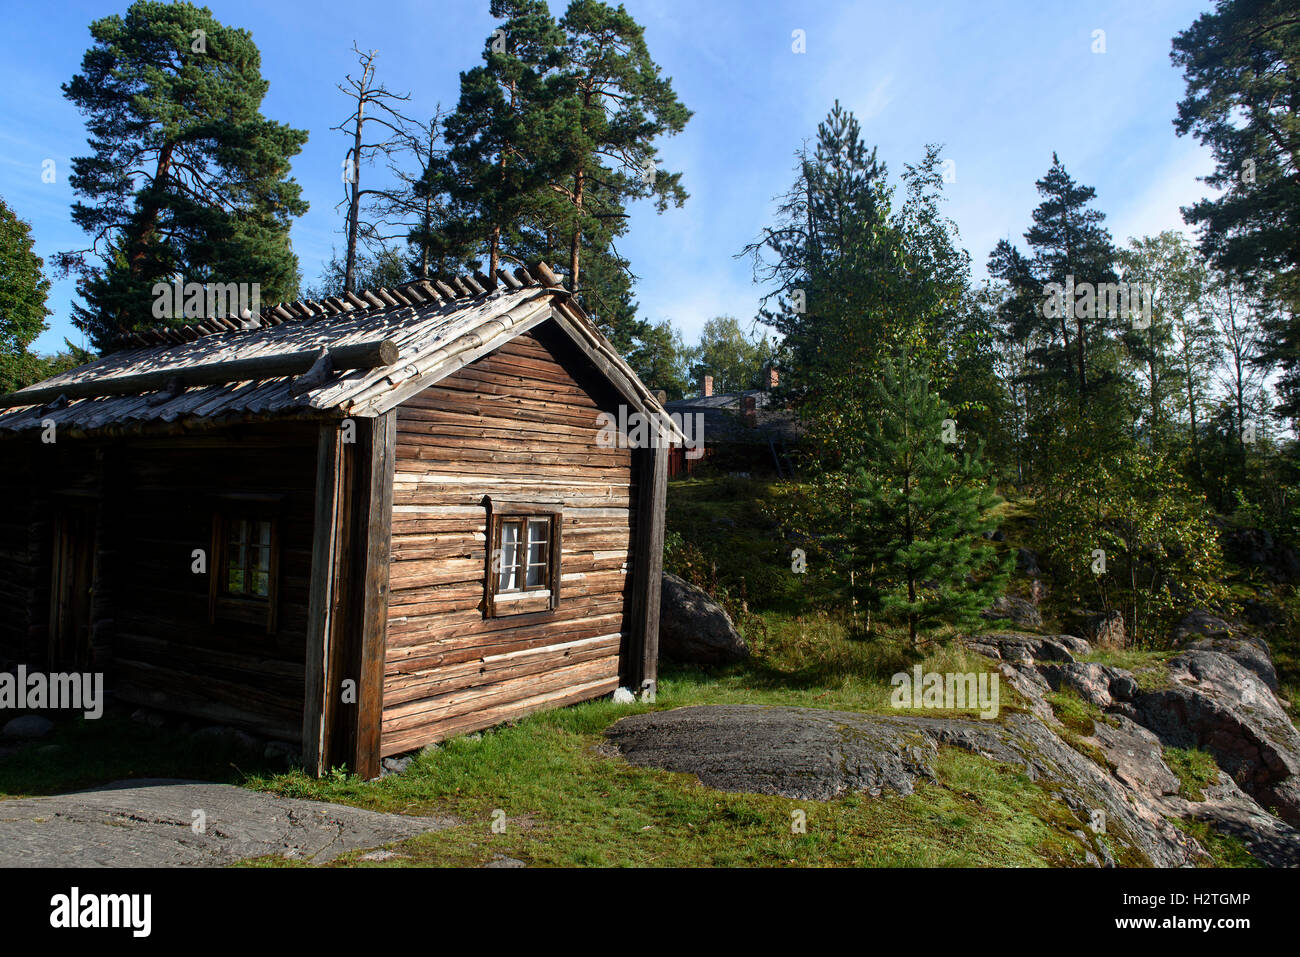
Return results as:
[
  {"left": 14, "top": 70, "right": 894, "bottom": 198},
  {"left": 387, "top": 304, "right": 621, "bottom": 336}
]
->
[
  {"left": 60, "top": 1, "right": 308, "bottom": 349},
  {"left": 1172, "top": 0, "right": 1300, "bottom": 421},
  {"left": 434, "top": 0, "right": 564, "bottom": 284},
  {"left": 848, "top": 347, "right": 1010, "bottom": 647},
  {"left": 0, "top": 196, "right": 52, "bottom": 393},
  {"left": 1023, "top": 154, "right": 1119, "bottom": 403},
  {"left": 545, "top": 0, "right": 691, "bottom": 297}
]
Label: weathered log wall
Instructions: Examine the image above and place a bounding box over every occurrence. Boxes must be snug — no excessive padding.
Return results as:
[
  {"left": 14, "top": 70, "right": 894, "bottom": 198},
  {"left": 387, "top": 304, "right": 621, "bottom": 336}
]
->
[
  {"left": 0, "top": 424, "right": 317, "bottom": 741},
  {"left": 382, "top": 320, "right": 635, "bottom": 755}
]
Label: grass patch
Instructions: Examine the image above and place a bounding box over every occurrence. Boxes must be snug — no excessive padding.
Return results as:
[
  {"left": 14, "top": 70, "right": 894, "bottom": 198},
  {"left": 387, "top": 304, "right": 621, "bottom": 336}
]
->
[
  {"left": 1163, "top": 747, "right": 1219, "bottom": 802},
  {"left": 247, "top": 702, "right": 1096, "bottom": 868},
  {"left": 1171, "top": 818, "right": 1263, "bottom": 868}
]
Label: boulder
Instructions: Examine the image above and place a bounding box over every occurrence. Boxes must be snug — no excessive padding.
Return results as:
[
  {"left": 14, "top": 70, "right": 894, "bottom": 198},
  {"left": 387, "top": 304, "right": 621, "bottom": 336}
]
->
[
  {"left": 659, "top": 573, "right": 749, "bottom": 665},
  {"left": 1081, "top": 610, "right": 1126, "bottom": 648},
  {"left": 380, "top": 755, "right": 413, "bottom": 777},
  {"left": 963, "top": 632, "right": 1089, "bottom": 666},
  {"left": 3, "top": 715, "right": 54, "bottom": 739},
  {"left": 1173, "top": 609, "right": 1233, "bottom": 643},
  {"left": 606, "top": 704, "right": 938, "bottom": 801},
  {"left": 980, "top": 595, "right": 1042, "bottom": 627}
]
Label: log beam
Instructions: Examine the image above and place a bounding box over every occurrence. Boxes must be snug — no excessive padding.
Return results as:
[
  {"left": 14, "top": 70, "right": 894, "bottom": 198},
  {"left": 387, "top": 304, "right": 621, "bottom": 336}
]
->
[{"left": 0, "top": 339, "right": 400, "bottom": 409}]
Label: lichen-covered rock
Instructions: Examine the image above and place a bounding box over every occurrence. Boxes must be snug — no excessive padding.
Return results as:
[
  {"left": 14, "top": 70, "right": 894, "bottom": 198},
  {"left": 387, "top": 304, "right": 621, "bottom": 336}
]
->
[
  {"left": 605, "top": 704, "right": 937, "bottom": 801},
  {"left": 605, "top": 705, "right": 1207, "bottom": 867},
  {"left": 1173, "top": 611, "right": 1279, "bottom": 691},
  {"left": 1135, "top": 650, "right": 1300, "bottom": 826},
  {"left": 659, "top": 573, "right": 749, "bottom": 665}
]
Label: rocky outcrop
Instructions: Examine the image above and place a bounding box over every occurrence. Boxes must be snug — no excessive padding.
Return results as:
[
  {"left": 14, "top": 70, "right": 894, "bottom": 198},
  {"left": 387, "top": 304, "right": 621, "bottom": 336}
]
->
[
  {"left": 609, "top": 613, "right": 1300, "bottom": 867},
  {"left": 659, "top": 573, "right": 749, "bottom": 665},
  {"left": 606, "top": 704, "right": 1206, "bottom": 867},
  {"left": 1135, "top": 650, "right": 1300, "bottom": 825},
  {"left": 1157, "top": 771, "right": 1300, "bottom": 868},
  {"left": 968, "top": 622, "right": 1300, "bottom": 851},
  {"left": 606, "top": 705, "right": 938, "bottom": 801},
  {"left": 980, "top": 595, "right": 1042, "bottom": 627},
  {"left": 1174, "top": 609, "right": 1279, "bottom": 691}
]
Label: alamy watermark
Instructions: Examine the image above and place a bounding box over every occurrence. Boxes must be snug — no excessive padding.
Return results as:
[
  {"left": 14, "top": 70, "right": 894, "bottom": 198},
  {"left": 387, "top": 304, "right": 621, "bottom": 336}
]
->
[
  {"left": 1041, "top": 275, "right": 1154, "bottom": 329},
  {"left": 0, "top": 666, "right": 103, "bottom": 719},
  {"left": 890, "top": 666, "right": 1000, "bottom": 719},
  {"left": 50, "top": 887, "right": 150, "bottom": 937},
  {"left": 152, "top": 279, "right": 261, "bottom": 320},
  {"left": 596, "top": 406, "right": 705, "bottom": 460}
]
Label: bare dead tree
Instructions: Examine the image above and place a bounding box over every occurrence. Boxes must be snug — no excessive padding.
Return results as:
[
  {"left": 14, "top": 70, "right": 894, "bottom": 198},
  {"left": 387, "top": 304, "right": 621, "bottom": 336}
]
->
[
  {"left": 333, "top": 43, "right": 414, "bottom": 293},
  {"left": 367, "top": 109, "right": 471, "bottom": 280}
]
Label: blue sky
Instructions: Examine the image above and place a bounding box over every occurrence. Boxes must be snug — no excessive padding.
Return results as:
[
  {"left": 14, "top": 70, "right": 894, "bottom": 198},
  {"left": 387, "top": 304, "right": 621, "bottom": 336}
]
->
[{"left": 0, "top": 0, "right": 1216, "bottom": 354}]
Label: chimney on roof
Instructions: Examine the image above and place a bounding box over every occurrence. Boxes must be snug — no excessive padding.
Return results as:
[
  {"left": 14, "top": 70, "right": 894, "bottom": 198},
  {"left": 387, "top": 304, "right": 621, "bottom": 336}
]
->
[
  {"left": 701, "top": 374, "right": 713, "bottom": 398},
  {"left": 743, "top": 394, "right": 757, "bottom": 427},
  {"left": 764, "top": 363, "right": 778, "bottom": 390}
]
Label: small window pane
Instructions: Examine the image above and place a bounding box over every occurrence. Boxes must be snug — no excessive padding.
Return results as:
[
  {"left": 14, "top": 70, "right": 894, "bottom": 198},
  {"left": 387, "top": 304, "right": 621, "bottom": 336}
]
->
[
  {"left": 498, "top": 520, "right": 520, "bottom": 592},
  {"left": 220, "top": 514, "right": 274, "bottom": 600},
  {"left": 493, "top": 514, "right": 556, "bottom": 601},
  {"left": 525, "top": 561, "right": 544, "bottom": 588}
]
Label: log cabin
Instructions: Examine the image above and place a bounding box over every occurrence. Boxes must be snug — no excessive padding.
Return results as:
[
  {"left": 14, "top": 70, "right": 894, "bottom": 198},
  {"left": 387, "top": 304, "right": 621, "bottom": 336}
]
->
[{"left": 0, "top": 262, "right": 678, "bottom": 778}]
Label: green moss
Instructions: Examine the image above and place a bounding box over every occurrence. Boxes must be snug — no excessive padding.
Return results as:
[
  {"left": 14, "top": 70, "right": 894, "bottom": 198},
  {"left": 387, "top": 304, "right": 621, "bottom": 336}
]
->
[
  {"left": 1163, "top": 747, "right": 1219, "bottom": 802},
  {"left": 1171, "top": 818, "right": 1263, "bottom": 868}
]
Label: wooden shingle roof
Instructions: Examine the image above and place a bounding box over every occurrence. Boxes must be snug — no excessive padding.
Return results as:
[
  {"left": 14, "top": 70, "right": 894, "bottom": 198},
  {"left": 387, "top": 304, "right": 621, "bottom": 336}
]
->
[{"left": 0, "top": 263, "right": 681, "bottom": 440}]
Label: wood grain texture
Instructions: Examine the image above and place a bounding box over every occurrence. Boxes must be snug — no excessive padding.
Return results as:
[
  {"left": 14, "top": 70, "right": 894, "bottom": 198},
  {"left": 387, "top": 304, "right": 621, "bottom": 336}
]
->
[{"left": 380, "top": 321, "right": 638, "bottom": 756}]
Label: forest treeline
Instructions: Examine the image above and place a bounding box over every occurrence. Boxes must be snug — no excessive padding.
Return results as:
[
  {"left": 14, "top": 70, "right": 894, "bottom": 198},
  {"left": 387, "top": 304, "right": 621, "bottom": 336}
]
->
[{"left": 1, "top": 0, "right": 1297, "bottom": 644}]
